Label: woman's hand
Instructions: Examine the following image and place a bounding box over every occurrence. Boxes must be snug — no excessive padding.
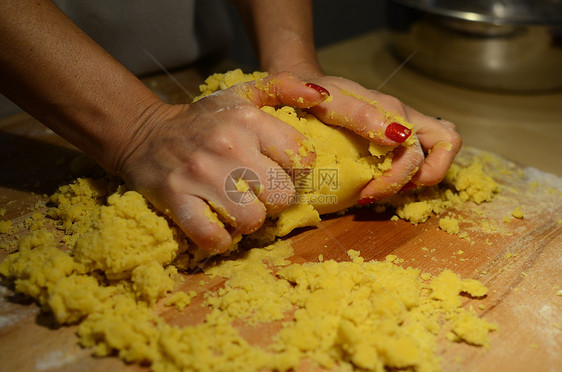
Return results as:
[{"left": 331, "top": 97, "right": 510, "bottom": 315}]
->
[
  {"left": 116, "top": 72, "right": 329, "bottom": 255},
  {"left": 234, "top": 0, "right": 460, "bottom": 204},
  {"left": 303, "top": 76, "right": 462, "bottom": 203}
]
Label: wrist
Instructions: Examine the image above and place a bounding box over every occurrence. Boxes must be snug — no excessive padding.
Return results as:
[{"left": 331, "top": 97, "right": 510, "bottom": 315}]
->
[
  {"left": 105, "top": 99, "right": 180, "bottom": 177},
  {"left": 260, "top": 33, "right": 323, "bottom": 80},
  {"left": 54, "top": 84, "right": 165, "bottom": 176}
]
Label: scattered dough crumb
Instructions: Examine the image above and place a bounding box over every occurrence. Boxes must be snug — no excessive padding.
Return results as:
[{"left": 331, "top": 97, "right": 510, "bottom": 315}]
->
[
  {"left": 439, "top": 216, "right": 460, "bottom": 234},
  {"left": 165, "top": 290, "right": 197, "bottom": 311},
  {"left": 511, "top": 207, "right": 524, "bottom": 219},
  {"left": 0, "top": 70, "right": 505, "bottom": 372},
  {"left": 0, "top": 220, "right": 12, "bottom": 234}
]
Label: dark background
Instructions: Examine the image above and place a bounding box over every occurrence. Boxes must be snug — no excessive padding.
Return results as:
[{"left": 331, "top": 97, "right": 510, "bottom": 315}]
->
[
  {"left": 0, "top": 1, "right": 387, "bottom": 118},
  {"left": 225, "top": 0, "right": 386, "bottom": 69}
]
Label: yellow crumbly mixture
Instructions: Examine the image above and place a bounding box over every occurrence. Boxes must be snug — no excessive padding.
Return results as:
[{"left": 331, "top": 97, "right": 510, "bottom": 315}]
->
[
  {"left": 196, "top": 70, "right": 498, "bottom": 243},
  {"left": 0, "top": 222, "right": 496, "bottom": 372},
  {"left": 381, "top": 161, "right": 498, "bottom": 225},
  {"left": 197, "top": 70, "right": 399, "bottom": 244},
  {"left": 439, "top": 216, "right": 460, "bottom": 235},
  {"left": 0, "top": 70, "right": 500, "bottom": 372},
  {"left": 0, "top": 220, "right": 12, "bottom": 234},
  {"left": 511, "top": 207, "right": 524, "bottom": 219}
]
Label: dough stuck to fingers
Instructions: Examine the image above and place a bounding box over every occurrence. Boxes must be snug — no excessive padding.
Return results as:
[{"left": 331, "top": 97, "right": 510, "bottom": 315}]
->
[
  {"left": 44, "top": 70, "right": 463, "bottom": 257},
  {"left": 0, "top": 69, "right": 506, "bottom": 372},
  {"left": 194, "top": 70, "right": 416, "bottom": 246}
]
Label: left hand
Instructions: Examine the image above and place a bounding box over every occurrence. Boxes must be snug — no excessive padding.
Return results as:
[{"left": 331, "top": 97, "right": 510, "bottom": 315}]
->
[{"left": 301, "top": 75, "right": 462, "bottom": 203}]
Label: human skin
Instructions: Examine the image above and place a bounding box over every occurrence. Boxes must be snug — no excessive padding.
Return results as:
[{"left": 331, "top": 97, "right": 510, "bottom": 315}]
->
[
  {"left": 0, "top": 0, "right": 460, "bottom": 254},
  {"left": 234, "top": 0, "right": 462, "bottom": 201}
]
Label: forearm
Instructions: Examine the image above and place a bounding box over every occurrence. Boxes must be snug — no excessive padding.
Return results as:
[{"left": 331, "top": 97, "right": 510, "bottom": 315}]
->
[
  {"left": 233, "top": 0, "right": 323, "bottom": 78},
  {"left": 0, "top": 0, "right": 161, "bottom": 173}
]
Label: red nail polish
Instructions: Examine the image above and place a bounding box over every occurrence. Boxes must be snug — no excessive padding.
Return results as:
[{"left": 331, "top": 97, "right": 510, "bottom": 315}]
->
[
  {"left": 305, "top": 83, "right": 330, "bottom": 97},
  {"left": 357, "top": 197, "right": 375, "bottom": 206},
  {"left": 385, "top": 122, "right": 411, "bottom": 143}
]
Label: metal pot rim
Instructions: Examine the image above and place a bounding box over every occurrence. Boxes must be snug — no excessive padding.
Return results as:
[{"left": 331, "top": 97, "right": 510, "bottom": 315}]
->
[{"left": 389, "top": 0, "right": 562, "bottom": 26}]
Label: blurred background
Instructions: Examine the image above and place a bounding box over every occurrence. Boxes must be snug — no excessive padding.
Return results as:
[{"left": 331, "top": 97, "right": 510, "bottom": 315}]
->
[
  {"left": 225, "top": 0, "right": 386, "bottom": 69},
  {"left": 0, "top": 0, "right": 386, "bottom": 118}
]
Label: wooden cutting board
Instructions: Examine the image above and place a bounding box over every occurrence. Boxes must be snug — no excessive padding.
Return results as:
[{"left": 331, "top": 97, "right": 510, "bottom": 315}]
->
[{"left": 0, "top": 70, "right": 561, "bottom": 372}]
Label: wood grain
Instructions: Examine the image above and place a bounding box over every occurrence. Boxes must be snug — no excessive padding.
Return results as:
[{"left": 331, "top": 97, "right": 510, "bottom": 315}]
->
[{"left": 1, "top": 54, "right": 561, "bottom": 371}]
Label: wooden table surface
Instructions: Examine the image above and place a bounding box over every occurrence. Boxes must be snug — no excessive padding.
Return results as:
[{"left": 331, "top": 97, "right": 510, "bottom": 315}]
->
[{"left": 1, "top": 32, "right": 561, "bottom": 372}]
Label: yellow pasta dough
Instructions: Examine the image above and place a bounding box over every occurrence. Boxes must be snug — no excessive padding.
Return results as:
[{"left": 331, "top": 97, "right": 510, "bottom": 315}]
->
[{"left": 0, "top": 70, "right": 500, "bottom": 372}]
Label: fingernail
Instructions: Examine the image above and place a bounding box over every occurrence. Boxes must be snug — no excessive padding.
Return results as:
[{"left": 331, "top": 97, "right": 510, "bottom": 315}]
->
[
  {"left": 357, "top": 197, "right": 375, "bottom": 206},
  {"left": 305, "top": 83, "right": 330, "bottom": 97},
  {"left": 385, "top": 122, "right": 412, "bottom": 143},
  {"left": 400, "top": 181, "right": 417, "bottom": 191}
]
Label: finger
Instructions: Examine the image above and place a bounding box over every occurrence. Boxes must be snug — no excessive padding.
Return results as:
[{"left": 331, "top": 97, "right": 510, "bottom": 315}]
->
[
  {"left": 222, "top": 104, "right": 316, "bottom": 168},
  {"left": 306, "top": 83, "right": 413, "bottom": 147},
  {"left": 187, "top": 160, "right": 268, "bottom": 237},
  {"left": 436, "top": 118, "right": 456, "bottom": 129},
  {"left": 167, "top": 194, "right": 232, "bottom": 255},
  {"left": 254, "top": 111, "right": 316, "bottom": 168},
  {"left": 252, "top": 156, "right": 298, "bottom": 215},
  {"left": 154, "top": 140, "right": 269, "bottom": 244},
  {"left": 410, "top": 144, "right": 458, "bottom": 187},
  {"left": 222, "top": 155, "right": 297, "bottom": 215},
  {"left": 208, "top": 113, "right": 305, "bottom": 215},
  {"left": 180, "top": 114, "right": 303, "bottom": 234},
  {"left": 404, "top": 108, "right": 462, "bottom": 186},
  {"left": 239, "top": 71, "right": 330, "bottom": 109},
  {"left": 358, "top": 143, "right": 424, "bottom": 203},
  {"left": 207, "top": 195, "right": 267, "bottom": 237}
]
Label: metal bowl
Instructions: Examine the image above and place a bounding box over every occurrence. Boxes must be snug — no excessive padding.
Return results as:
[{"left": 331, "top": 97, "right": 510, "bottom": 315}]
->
[{"left": 384, "top": 0, "right": 562, "bottom": 92}]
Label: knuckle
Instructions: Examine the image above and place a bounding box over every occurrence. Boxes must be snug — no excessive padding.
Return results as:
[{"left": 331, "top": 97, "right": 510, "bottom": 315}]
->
[
  {"left": 379, "top": 94, "right": 405, "bottom": 114},
  {"left": 158, "top": 169, "right": 186, "bottom": 198},
  {"left": 450, "top": 132, "right": 463, "bottom": 150},
  {"left": 442, "top": 130, "right": 463, "bottom": 152},
  {"left": 386, "top": 95, "right": 403, "bottom": 109},
  {"left": 271, "top": 71, "right": 294, "bottom": 81},
  {"left": 183, "top": 151, "right": 210, "bottom": 178},
  {"left": 229, "top": 104, "right": 261, "bottom": 126},
  {"left": 351, "top": 102, "right": 380, "bottom": 130},
  {"left": 205, "top": 128, "right": 238, "bottom": 153}
]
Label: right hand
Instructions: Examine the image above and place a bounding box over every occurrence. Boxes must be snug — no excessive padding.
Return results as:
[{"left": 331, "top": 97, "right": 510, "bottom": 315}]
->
[
  {"left": 115, "top": 72, "right": 329, "bottom": 255},
  {"left": 301, "top": 75, "right": 462, "bottom": 202}
]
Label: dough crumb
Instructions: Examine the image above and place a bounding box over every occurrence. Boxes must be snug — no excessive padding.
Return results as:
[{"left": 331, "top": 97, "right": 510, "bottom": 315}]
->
[
  {"left": 0, "top": 70, "right": 504, "bottom": 372},
  {"left": 511, "top": 207, "right": 524, "bottom": 219},
  {"left": 448, "top": 312, "right": 498, "bottom": 347},
  {"left": 0, "top": 220, "right": 13, "bottom": 234},
  {"left": 165, "top": 290, "right": 197, "bottom": 311},
  {"left": 439, "top": 216, "right": 460, "bottom": 234},
  {"left": 1, "top": 223, "right": 497, "bottom": 372}
]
